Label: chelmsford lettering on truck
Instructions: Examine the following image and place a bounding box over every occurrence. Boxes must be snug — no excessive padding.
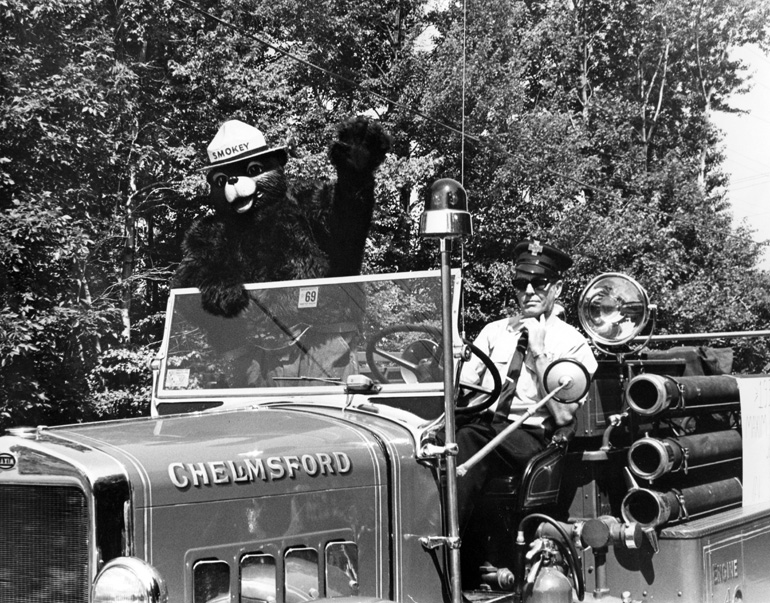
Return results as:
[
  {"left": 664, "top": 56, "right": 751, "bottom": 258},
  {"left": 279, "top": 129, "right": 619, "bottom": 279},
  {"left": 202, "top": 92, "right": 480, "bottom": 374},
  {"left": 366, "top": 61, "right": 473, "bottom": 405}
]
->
[{"left": 168, "top": 451, "right": 352, "bottom": 489}]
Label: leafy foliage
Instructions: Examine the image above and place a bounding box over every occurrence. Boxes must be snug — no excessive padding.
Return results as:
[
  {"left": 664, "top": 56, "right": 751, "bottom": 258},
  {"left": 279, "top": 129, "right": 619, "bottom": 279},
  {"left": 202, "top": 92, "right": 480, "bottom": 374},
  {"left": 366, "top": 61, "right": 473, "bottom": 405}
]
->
[
  {"left": 1, "top": 0, "right": 770, "bottom": 430},
  {"left": 88, "top": 347, "right": 154, "bottom": 419}
]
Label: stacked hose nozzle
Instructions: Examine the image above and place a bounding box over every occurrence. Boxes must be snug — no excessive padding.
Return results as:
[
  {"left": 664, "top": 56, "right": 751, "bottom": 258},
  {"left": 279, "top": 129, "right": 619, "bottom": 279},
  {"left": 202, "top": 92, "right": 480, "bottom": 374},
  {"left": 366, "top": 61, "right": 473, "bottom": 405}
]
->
[
  {"left": 621, "top": 477, "right": 742, "bottom": 529},
  {"left": 625, "top": 373, "right": 740, "bottom": 417},
  {"left": 622, "top": 372, "right": 744, "bottom": 528},
  {"left": 627, "top": 429, "right": 742, "bottom": 481}
]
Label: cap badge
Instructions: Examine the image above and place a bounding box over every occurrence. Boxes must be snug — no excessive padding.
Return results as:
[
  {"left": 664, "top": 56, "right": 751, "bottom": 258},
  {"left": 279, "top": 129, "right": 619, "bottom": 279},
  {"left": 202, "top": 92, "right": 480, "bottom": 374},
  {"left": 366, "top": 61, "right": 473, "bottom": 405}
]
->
[{"left": 528, "top": 240, "right": 544, "bottom": 255}]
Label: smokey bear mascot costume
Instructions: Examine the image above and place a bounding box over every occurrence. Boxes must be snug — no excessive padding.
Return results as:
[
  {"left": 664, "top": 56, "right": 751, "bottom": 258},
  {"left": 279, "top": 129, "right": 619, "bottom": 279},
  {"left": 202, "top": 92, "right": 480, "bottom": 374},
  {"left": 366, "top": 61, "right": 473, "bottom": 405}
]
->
[{"left": 172, "top": 116, "right": 392, "bottom": 386}]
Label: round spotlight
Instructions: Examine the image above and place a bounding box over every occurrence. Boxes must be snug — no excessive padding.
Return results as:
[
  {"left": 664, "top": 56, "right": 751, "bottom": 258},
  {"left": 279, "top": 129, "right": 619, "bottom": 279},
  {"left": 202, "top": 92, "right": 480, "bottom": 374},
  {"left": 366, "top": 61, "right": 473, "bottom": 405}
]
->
[{"left": 578, "top": 273, "right": 650, "bottom": 346}]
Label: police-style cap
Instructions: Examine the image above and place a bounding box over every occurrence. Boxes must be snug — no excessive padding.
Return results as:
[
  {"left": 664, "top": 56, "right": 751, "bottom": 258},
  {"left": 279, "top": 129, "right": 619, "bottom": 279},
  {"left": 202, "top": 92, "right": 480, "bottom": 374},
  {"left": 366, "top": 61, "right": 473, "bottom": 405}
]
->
[
  {"left": 513, "top": 240, "right": 573, "bottom": 278},
  {"left": 203, "top": 120, "right": 288, "bottom": 170}
]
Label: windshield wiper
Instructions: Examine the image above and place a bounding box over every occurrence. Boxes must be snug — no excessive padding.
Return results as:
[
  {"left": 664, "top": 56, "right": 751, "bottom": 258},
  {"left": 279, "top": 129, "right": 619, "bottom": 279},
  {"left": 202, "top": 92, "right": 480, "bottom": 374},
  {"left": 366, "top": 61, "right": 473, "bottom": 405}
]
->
[{"left": 271, "top": 376, "right": 344, "bottom": 384}]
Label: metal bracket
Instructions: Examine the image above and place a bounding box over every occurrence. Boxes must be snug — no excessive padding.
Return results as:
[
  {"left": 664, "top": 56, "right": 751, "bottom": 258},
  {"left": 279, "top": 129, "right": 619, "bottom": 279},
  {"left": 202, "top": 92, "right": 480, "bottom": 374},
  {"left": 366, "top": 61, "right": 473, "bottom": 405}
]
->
[
  {"left": 642, "top": 527, "right": 659, "bottom": 554},
  {"left": 674, "top": 489, "right": 689, "bottom": 521},
  {"left": 672, "top": 378, "right": 686, "bottom": 410},
  {"left": 599, "top": 412, "right": 627, "bottom": 453},
  {"left": 419, "top": 442, "right": 458, "bottom": 459},
  {"left": 419, "top": 535, "right": 462, "bottom": 550},
  {"left": 623, "top": 467, "right": 639, "bottom": 490}
]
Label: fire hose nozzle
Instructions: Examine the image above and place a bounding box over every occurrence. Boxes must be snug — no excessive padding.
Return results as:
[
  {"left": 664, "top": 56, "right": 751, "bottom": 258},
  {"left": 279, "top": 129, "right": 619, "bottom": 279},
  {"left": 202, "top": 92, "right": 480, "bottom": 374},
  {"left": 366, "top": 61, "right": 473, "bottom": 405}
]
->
[
  {"left": 625, "top": 374, "right": 740, "bottom": 418},
  {"left": 628, "top": 430, "right": 742, "bottom": 481},
  {"left": 621, "top": 478, "right": 742, "bottom": 529},
  {"left": 581, "top": 516, "right": 643, "bottom": 550}
]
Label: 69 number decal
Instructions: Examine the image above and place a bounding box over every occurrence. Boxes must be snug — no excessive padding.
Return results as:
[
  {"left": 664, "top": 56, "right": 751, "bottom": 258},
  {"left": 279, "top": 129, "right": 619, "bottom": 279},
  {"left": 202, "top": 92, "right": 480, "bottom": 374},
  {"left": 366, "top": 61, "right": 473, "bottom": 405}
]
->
[{"left": 298, "top": 287, "right": 319, "bottom": 309}]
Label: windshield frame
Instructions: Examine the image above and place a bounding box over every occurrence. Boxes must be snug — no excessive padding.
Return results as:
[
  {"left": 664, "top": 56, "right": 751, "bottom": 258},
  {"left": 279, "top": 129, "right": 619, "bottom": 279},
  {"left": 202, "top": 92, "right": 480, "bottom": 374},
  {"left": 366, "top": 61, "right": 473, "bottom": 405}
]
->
[{"left": 152, "top": 270, "right": 462, "bottom": 408}]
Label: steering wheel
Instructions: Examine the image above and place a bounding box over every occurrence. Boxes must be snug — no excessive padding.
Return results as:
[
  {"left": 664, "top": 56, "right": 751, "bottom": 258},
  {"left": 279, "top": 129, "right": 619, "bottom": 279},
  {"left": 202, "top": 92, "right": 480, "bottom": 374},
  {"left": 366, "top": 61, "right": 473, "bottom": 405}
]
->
[
  {"left": 455, "top": 340, "right": 501, "bottom": 416},
  {"left": 365, "top": 324, "right": 443, "bottom": 384},
  {"left": 364, "top": 324, "right": 501, "bottom": 414}
]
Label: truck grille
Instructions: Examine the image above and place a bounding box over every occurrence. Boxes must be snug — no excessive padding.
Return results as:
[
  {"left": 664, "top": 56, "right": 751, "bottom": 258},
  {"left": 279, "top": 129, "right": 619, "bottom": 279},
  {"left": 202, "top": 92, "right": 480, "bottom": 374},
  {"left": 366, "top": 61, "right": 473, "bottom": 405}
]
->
[{"left": 0, "top": 485, "right": 90, "bottom": 603}]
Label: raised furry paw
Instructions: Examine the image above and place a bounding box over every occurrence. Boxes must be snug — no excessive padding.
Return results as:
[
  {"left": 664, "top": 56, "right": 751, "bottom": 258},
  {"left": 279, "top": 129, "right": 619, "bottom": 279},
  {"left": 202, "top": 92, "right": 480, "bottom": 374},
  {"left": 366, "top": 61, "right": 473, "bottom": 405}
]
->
[
  {"left": 201, "top": 283, "right": 250, "bottom": 318},
  {"left": 329, "top": 116, "right": 392, "bottom": 175}
]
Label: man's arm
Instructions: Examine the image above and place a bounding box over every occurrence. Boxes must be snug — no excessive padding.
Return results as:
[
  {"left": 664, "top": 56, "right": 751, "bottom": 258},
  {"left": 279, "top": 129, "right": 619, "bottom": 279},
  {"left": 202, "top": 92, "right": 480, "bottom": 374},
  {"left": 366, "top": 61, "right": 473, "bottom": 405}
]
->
[
  {"left": 459, "top": 324, "right": 495, "bottom": 385},
  {"left": 525, "top": 315, "right": 596, "bottom": 426},
  {"left": 549, "top": 336, "right": 597, "bottom": 425}
]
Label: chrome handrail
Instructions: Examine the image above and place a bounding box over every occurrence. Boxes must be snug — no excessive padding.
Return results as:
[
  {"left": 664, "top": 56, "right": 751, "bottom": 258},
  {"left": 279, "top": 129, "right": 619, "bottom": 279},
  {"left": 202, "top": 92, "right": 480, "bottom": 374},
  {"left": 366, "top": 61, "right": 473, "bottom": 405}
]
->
[{"left": 633, "top": 330, "right": 770, "bottom": 342}]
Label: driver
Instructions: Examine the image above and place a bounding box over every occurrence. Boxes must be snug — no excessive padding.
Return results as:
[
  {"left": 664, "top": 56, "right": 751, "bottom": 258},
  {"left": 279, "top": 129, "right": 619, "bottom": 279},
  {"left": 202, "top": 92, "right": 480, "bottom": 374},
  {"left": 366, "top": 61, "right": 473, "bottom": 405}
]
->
[{"left": 455, "top": 239, "right": 598, "bottom": 531}]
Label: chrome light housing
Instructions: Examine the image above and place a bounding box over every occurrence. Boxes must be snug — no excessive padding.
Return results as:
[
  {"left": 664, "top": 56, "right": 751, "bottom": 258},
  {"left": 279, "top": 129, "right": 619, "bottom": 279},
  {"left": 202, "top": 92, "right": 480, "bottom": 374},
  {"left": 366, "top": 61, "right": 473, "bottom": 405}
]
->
[
  {"left": 578, "top": 273, "right": 651, "bottom": 346},
  {"left": 92, "top": 557, "right": 168, "bottom": 603},
  {"left": 419, "top": 178, "right": 473, "bottom": 238}
]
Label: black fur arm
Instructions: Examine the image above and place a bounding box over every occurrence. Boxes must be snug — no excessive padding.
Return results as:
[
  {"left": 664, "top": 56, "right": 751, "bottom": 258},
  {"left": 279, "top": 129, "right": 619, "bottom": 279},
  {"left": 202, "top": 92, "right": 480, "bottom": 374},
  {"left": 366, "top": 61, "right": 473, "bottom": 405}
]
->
[
  {"left": 171, "top": 217, "right": 251, "bottom": 318},
  {"left": 326, "top": 116, "right": 391, "bottom": 276}
]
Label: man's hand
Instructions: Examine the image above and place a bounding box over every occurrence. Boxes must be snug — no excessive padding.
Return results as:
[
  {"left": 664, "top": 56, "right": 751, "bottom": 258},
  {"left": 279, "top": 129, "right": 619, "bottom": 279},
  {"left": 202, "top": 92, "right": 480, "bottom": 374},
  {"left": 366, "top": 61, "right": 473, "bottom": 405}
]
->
[{"left": 521, "top": 314, "right": 547, "bottom": 356}]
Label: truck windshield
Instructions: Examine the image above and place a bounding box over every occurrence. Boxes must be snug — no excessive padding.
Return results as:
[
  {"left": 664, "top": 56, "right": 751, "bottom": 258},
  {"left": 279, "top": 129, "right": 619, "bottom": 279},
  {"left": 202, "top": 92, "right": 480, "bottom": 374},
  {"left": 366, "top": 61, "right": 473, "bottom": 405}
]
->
[{"left": 159, "top": 271, "right": 459, "bottom": 395}]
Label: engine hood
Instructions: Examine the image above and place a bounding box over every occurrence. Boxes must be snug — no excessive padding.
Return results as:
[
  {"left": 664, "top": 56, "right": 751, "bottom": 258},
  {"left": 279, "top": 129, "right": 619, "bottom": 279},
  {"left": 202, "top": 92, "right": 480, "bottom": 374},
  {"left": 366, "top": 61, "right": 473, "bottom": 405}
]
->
[{"left": 35, "top": 407, "right": 388, "bottom": 507}]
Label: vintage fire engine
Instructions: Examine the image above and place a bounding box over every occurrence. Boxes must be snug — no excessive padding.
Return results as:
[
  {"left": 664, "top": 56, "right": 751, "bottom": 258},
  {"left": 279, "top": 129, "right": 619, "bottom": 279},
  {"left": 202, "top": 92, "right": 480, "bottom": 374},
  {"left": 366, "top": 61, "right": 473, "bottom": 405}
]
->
[{"left": 1, "top": 182, "right": 769, "bottom": 603}]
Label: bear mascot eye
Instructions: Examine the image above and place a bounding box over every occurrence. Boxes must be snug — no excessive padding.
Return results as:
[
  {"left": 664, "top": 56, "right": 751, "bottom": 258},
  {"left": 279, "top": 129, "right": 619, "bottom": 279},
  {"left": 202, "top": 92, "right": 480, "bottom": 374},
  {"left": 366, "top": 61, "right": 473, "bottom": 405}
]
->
[
  {"left": 246, "top": 161, "right": 264, "bottom": 177},
  {"left": 208, "top": 172, "right": 228, "bottom": 188}
]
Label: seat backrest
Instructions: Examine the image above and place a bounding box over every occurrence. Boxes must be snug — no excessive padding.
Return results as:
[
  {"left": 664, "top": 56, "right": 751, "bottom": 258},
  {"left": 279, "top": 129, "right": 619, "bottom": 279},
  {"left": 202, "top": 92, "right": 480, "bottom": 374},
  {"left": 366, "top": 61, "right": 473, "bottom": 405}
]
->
[
  {"left": 516, "top": 439, "right": 569, "bottom": 511},
  {"left": 483, "top": 423, "right": 574, "bottom": 512}
]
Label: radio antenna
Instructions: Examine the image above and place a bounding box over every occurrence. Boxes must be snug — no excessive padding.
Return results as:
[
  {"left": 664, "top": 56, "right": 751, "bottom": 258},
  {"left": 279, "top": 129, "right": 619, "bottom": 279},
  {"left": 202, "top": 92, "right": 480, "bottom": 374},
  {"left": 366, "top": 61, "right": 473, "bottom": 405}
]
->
[{"left": 460, "top": 0, "right": 468, "bottom": 185}]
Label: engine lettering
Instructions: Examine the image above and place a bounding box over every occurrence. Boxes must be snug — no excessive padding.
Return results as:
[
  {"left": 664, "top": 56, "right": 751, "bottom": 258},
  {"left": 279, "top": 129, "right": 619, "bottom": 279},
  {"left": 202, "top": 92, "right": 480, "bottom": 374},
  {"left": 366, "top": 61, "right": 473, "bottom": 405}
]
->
[
  {"left": 712, "top": 559, "right": 739, "bottom": 585},
  {"left": 168, "top": 451, "right": 352, "bottom": 489}
]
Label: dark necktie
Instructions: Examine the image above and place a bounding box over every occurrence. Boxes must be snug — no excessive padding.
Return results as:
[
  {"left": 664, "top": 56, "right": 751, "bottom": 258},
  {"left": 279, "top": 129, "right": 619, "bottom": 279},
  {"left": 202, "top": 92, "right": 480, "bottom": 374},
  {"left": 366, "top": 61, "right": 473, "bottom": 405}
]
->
[{"left": 493, "top": 327, "right": 528, "bottom": 422}]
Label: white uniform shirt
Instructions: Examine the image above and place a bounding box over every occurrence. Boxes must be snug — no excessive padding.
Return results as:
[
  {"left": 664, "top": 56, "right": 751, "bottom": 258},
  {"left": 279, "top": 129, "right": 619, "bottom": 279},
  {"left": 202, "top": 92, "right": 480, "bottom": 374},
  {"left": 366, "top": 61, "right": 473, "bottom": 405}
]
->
[{"left": 460, "top": 314, "right": 598, "bottom": 426}]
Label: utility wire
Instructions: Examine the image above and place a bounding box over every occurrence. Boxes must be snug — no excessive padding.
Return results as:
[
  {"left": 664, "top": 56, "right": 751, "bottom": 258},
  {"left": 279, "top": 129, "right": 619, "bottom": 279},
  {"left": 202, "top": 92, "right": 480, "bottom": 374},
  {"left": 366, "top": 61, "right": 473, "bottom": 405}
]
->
[
  {"left": 172, "top": 0, "right": 477, "bottom": 143},
  {"left": 460, "top": 0, "right": 467, "bottom": 185},
  {"left": 171, "top": 0, "right": 614, "bottom": 196},
  {"left": 171, "top": 0, "right": 767, "bottom": 252}
]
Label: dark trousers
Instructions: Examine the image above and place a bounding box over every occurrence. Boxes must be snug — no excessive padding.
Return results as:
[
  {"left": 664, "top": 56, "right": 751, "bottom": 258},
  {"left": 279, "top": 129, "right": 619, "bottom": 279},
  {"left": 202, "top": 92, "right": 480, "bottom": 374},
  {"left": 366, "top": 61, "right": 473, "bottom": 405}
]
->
[
  {"left": 438, "top": 416, "right": 547, "bottom": 587},
  {"left": 453, "top": 416, "right": 547, "bottom": 531}
]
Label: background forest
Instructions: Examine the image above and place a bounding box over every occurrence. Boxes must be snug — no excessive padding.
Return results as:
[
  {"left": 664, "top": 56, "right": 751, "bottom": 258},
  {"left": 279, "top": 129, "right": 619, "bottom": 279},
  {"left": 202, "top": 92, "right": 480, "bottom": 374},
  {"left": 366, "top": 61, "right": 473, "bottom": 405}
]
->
[{"left": 2, "top": 0, "right": 770, "bottom": 429}]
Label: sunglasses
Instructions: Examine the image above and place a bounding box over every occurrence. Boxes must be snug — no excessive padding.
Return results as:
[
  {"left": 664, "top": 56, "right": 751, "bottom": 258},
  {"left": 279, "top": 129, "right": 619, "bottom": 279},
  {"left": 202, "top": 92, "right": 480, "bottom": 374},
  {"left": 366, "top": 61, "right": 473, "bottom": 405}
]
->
[{"left": 512, "top": 276, "right": 553, "bottom": 293}]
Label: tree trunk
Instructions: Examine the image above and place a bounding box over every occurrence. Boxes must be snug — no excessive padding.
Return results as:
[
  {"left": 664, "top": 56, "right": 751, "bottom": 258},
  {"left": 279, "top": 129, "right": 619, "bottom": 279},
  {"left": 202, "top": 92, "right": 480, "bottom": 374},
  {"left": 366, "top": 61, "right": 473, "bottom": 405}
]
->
[{"left": 120, "top": 168, "right": 138, "bottom": 344}]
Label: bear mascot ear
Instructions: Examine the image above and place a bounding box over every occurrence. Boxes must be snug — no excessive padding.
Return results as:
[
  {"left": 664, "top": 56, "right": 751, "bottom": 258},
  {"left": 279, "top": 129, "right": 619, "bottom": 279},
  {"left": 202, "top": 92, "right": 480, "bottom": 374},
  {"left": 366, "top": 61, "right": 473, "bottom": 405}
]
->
[{"left": 171, "top": 116, "right": 392, "bottom": 319}]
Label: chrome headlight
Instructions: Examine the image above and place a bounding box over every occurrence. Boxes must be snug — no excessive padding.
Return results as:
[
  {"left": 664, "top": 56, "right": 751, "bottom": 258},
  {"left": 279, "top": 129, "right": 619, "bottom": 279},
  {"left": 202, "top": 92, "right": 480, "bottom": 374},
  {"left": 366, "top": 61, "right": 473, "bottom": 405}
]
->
[
  {"left": 92, "top": 557, "right": 167, "bottom": 603},
  {"left": 578, "top": 273, "right": 651, "bottom": 346}
]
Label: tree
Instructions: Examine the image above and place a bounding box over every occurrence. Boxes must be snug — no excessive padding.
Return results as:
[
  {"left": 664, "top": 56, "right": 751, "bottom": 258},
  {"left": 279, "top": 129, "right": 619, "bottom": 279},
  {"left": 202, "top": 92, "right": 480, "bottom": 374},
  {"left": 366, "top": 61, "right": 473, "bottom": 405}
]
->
[
  {"left": 2, "top": 0, "right": 770, "bottom": 430},
  {"left": 0, "top": 0, "right": 433, "bottom": 427},
  {"left": 407, "top": 0, "right": 770, "bottom": 358},
  {"left": 0, "top": 0, "right": 195, "bottom": 425}
]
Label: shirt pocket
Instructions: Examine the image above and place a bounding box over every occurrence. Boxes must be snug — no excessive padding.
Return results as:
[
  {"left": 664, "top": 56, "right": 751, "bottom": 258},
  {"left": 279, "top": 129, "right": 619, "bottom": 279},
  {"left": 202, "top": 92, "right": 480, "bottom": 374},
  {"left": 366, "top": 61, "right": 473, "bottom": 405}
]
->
[{"left": 490, "top": 342, "right": 515, "bottom": 373}]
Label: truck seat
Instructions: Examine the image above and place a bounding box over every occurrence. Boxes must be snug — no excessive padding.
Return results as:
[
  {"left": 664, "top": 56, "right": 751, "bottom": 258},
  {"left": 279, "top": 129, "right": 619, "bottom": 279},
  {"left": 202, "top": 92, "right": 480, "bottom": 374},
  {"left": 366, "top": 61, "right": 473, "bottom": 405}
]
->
[{"left": 483, "top": 423, "right": 575, "bottom": 512}]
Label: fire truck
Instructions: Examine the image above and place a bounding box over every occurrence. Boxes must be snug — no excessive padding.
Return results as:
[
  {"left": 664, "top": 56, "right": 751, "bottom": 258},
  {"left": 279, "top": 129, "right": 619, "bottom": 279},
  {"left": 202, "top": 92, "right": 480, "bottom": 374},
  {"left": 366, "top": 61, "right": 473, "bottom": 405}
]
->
[{"left": 1, "top": 184, "right": 769, "bottom": 603}]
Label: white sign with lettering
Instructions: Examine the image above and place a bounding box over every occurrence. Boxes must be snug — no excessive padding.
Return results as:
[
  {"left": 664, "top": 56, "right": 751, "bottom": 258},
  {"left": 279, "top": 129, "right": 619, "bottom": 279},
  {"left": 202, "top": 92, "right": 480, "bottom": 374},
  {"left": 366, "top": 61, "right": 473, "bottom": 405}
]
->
[{"left": 737, "top": 376, "right": 770, "bottom": 506}]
